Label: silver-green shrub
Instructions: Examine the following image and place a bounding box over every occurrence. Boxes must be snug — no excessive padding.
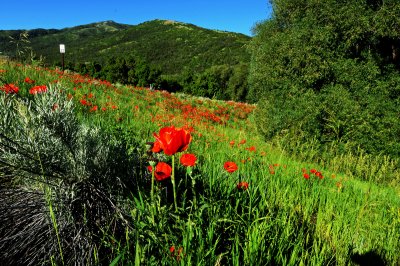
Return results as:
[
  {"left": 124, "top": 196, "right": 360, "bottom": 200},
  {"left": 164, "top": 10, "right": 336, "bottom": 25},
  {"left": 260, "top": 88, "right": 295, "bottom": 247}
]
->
[{"left": 0, "top": 85, "right": 138, "bottom": 265}]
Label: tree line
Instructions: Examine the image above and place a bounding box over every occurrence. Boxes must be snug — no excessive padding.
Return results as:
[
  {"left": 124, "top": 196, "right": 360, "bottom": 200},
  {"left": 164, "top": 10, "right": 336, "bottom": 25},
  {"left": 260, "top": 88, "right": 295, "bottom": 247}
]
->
[{"left": 64, "top": 56, "right": 250, "bottom": 102}]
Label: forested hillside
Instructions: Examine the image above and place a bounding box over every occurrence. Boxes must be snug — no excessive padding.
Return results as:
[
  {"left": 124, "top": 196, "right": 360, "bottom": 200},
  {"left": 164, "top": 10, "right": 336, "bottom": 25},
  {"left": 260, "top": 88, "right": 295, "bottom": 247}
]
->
[{"left": 0, "top": 20, "right": 251, "bottom": 100}]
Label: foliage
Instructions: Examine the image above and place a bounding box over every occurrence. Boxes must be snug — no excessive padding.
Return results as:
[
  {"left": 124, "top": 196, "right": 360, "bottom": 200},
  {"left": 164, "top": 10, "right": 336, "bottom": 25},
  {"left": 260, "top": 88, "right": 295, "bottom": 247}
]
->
[
  {"left": 182, "top": 63, "right": 250, "bottom": 101},
  {"left": 249, "top": 0, "right": 400, "bottom": 159},
  {"left": 1, "top": 58, "right": 399, "bottom": 265},
  {"left": 0, "top": 85, "right": 141, "bottom": 265}
]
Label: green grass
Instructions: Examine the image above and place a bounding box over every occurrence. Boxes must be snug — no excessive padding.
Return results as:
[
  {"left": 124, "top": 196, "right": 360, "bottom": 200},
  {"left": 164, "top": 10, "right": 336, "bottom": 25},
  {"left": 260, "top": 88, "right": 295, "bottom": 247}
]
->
[{"left": 1, "top": 60, "right": 399, "bottom": 265}]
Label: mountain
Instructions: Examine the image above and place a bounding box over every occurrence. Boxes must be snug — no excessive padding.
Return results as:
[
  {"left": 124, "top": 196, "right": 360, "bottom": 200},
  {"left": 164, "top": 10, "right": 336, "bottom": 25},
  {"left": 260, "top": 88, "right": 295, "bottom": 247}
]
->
[{"left": 0, "top": 20, "right": 251, "bottom": 75}]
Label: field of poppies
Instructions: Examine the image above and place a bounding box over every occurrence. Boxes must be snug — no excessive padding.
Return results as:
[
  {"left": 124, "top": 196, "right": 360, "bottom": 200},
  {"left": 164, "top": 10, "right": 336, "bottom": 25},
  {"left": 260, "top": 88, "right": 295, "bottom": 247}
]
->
[{"left": 1, "top": 60, "right": 399, "bottom": 265}]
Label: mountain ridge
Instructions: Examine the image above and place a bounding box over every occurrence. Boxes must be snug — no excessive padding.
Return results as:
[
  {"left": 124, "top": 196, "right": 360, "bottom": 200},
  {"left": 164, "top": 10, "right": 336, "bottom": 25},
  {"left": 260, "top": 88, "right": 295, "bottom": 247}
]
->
[{"left": 0, "top": 19, "right": 251, "bottom": 75}]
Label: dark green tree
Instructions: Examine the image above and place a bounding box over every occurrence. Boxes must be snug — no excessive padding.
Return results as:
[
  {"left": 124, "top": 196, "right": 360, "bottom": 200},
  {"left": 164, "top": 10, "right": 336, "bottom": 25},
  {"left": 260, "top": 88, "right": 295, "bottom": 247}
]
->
[
  {"left": 101, "top": 57, "right": 129, "bottom": 84},
  {"left": 183, "top": 65, "right": 234, "bottom": 99},
  {"left": 134, "top": 59, "right": 161, "bottom": 87},
  {"left": 250, "top": 0, "right": 400, "bottom": 157},
  {"left": 228, "top": 63, "right": 249, "bottom": 102}
]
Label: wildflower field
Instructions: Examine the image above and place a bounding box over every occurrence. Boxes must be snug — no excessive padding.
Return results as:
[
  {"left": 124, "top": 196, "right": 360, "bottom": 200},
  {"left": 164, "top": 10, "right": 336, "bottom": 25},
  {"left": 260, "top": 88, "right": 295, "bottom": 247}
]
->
[{"left": 0, "top": 60, "right": 399, "bottom": 265}]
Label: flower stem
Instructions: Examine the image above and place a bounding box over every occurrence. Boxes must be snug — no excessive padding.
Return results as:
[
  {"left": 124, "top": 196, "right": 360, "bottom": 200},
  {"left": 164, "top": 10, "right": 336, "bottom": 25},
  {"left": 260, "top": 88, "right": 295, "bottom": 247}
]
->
[
  {"left": 171, "top": 155, "right": 178, "bottom": 212},
  {"left": 151, "top": 166, "right": 155, "bottom": 225},
  {"left": 190, "top": 169, "right": 197, "bottom": 207}
]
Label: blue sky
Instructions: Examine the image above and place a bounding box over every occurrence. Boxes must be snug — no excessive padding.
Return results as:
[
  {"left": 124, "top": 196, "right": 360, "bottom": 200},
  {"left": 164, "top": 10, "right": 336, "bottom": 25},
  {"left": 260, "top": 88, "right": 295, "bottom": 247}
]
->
[{"left": 0, "top": 0, "right": 272, "bottom": 36}]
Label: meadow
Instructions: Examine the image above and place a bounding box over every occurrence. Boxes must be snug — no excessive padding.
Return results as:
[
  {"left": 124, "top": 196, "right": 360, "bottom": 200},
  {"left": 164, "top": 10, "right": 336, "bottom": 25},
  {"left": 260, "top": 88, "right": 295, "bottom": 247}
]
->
[{"left": 0, "top": 60, "right": 399, "bottom": 265}]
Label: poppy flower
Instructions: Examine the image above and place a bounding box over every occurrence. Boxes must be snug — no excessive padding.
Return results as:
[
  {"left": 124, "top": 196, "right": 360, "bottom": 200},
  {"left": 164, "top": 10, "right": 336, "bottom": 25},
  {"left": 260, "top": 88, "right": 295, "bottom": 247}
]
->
[
  {"left": 246, "top": 146, "right": 256, "bottom": 152},
  {"left": 180, "top": 153, "right": 197, "bottom": 167},
  {"left": 24, "top": 77, "right": 35, "bottom": 84},
  {"left": 80, "top": 99, "right": 89, "bottom": 106},
  {"left": 153, "top": 126, "right": 192, "bottom": 156},
  {"left": 0, "top": 83, "right": 19, "bottom": 94},
  {"left": 224, "top": 161, "right": 238, "bottom": 173},
  {"left": 154, "top": 162, "right": 172, "bottom": 181},
  {"left": 29, "top": 85, "right": 47, "bottom": 94},
  {"left": 303, "top": 173, "right": 310, "bottom": 179},
  {"left": 269, "top": 165, "right": 275, "bottom": 175},
  {"left": 152, "top": 141, "right": 162, "bottom": 153},
  {"left": 237, "top": 181, "right": 249, "bottom": 191},
  {"left": 315, "top": 172, "right": 323, "bottom": 179},
  {"left": 169, "top": 246, "right": 184, "bottom": 261}
]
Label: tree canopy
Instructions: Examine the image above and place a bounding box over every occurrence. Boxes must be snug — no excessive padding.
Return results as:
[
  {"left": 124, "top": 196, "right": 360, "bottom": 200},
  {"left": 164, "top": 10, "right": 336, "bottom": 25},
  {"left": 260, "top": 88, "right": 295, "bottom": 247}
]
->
[{"left": 249, "top": 0, "right": 400, "bottom": 158}]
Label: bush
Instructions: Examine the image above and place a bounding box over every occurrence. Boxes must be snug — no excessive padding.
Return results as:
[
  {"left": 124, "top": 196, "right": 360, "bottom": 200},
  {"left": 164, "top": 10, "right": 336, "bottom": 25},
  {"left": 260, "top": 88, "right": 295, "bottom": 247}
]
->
[{"left": 0, "top": 86, "right": 141, "bottom": 265}]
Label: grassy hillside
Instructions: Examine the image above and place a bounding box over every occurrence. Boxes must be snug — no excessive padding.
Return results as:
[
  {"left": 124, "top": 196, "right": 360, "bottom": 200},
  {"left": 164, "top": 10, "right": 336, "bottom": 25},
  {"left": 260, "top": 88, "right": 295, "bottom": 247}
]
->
[
  {"left": 0, "top": 20, "right": 251, "bottom": 75},
  {"left": 1, "top": 60, "right": 399, "bottom": 265}
]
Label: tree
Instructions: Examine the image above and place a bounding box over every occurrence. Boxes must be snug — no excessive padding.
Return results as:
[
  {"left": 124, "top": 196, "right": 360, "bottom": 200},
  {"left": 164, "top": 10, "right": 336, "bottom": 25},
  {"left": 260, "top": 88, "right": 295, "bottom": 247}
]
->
[
  {"left": 101, "top": 57, "right": 129, "bottom": 84},
  {"left": 249, "top": 0, "right": 400, "bottom": 157},
  {"left": 228, "top": 63, "right": 249, "bottom": 102}
]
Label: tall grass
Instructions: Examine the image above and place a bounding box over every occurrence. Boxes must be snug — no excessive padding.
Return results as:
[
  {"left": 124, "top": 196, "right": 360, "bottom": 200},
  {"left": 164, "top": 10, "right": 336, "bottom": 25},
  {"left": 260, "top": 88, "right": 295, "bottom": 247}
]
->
[{"left": 1, "top": 61, "right": 399, "bottom": 265}]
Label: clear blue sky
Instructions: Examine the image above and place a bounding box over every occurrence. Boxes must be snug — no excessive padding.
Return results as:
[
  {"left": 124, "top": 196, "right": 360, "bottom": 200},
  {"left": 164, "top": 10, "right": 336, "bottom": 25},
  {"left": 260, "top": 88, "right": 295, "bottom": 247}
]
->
[{"left": 0, "top": 0, "right": 272, "bottom": 36}]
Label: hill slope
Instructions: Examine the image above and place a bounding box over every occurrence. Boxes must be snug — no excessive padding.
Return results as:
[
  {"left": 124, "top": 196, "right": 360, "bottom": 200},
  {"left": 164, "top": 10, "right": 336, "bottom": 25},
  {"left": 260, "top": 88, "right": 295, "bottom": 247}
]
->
[{"left": 0, "top": 20, "right": 251, "bottom": 75}]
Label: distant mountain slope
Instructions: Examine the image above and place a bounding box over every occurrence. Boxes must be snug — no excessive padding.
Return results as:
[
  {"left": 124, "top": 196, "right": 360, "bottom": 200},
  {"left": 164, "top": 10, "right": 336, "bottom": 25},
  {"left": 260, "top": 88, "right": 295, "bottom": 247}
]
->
[{"left": 0, "top": 20, "right": 251, "bottom": 75}]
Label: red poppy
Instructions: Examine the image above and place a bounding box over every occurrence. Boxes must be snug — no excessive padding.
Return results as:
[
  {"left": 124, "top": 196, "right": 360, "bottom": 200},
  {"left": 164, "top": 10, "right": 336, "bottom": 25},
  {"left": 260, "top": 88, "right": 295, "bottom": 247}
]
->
[
  {"left": 153, "top": 126, "right": 192, "bottom": 156},
  {"left": 24, "top": 77, "right": 35, "bottom": 84},
  {"left": 246, "top": 146, "right": 256, "bottom": 152},
  {"left": 169, "top": 246, "right": 184, "bottom": 261},
  {"left": 154, "top": 162, "right": 172, "bottom": 181},
  {"left": 80, "top": 99, "right": 89, "bottom": 106},
  {"left": 224, "top": 161, "right": 238, "bottom": 173},
  {"left": 269, "top": 165, "right": 275, "bottom": 175},
  {"left": 180, "top": 153, "right": 197, "bottom": 167},
  {"left": 29, "top": 85, "right": 47, "bottom": 94},
  {"left": 316, "top": 172, "right": 323, "bottom": 179},
  {"left": 90, "top": 105, "right": 98, "bottom": 112},
  {"left": 152, "top": 141, "right": 162, "bottom": 153},
  {"left": 0, "top": 83, "right": 19, "bottom": 94},
  {"left": 237, "top": 181, "right": 249, "bottom": 190},
  {"left": 310, "top": 169, "right": 317, "bottom": 174},
  {"left": 303, "top": 173, "right": 310, "bottom": 179}
]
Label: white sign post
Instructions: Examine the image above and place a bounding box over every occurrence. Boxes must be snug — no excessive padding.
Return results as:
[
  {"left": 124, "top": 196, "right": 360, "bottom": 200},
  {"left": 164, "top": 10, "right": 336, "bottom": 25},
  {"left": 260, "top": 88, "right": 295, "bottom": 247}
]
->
[
  {"left": 59, "top": 44, "right": 65, "bottom": 71},
  {"left": 59, "top": 44, "right": 65, "bottom": 53}
]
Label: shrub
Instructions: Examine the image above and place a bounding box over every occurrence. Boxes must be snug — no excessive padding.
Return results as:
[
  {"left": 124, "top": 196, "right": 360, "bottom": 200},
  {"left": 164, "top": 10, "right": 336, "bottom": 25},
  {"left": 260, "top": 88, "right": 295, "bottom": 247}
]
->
[{"left": 0, "top": 85, "right": 140, "bottom": 265}]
